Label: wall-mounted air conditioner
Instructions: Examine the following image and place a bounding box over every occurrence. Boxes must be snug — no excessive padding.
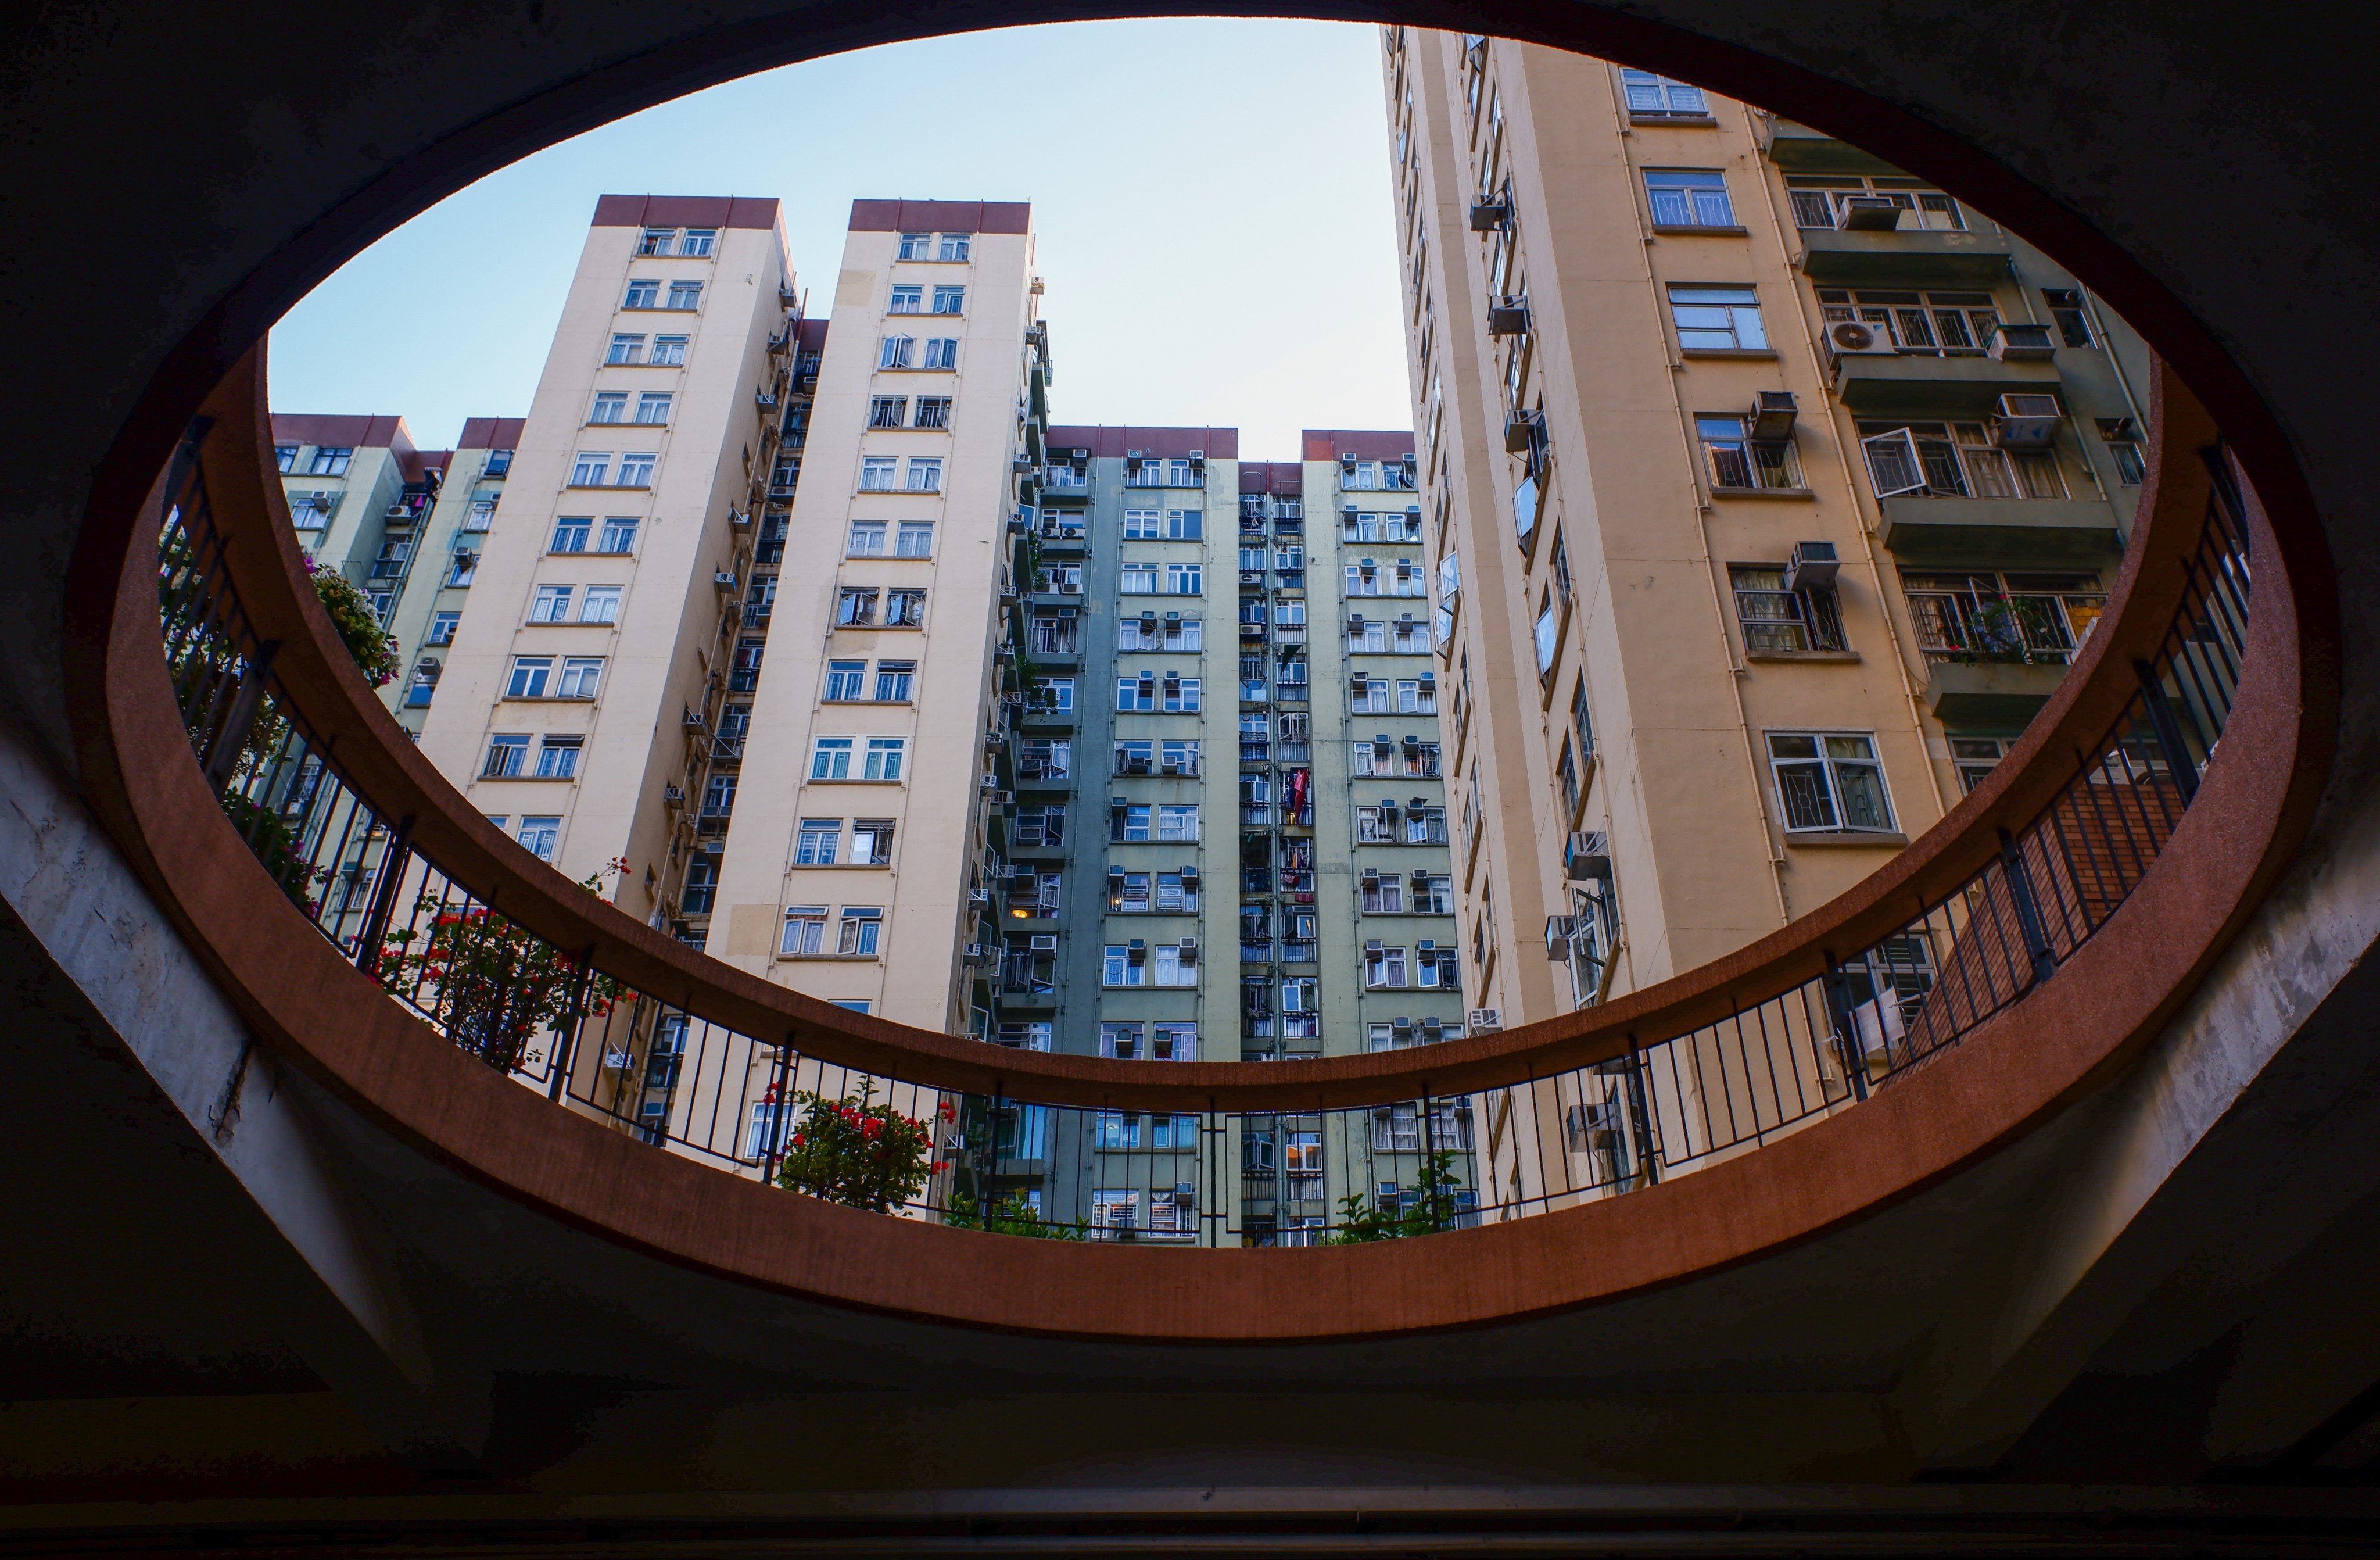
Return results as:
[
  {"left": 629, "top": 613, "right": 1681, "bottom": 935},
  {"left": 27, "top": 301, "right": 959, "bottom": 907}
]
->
[
  {"left": 1988, "top": 321, "right": 2059, "bottom": 362},
  {"left": 1784, "top": 539, "right": 1839, "bottom": 593},
  {"left": 1749, "top": 390, "right": 1799, "bottom": 441},
  {"left": 1991, "top": 392, "right": 2064, "bottom": 447},
  {"left": 1485, "top": 295, "right": 1531, "bottom": 337},
  {"left": 1468, "top": 1008, "right": 1504, "bottom": 1032},
  {"left": 1825, "top": 319, "right": 1896, "bottom": 356},
  {"left": 1836, "top": 196, "right": 1905, "bottom": 231},
  {"left": 1565, "top": 831, "right": 1612, "bottom": 883}
]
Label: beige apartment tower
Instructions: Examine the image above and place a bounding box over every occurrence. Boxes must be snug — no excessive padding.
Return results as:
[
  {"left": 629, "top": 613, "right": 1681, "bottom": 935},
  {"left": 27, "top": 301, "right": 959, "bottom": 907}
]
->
[
  {"left": 709, "top": 201, "right": 1048, "bottom": 1036},
  {"left": 419, "top": 195, "right": 800, "bottom": 929},
  {"left": 1381, "top": 29, "right": 2149, "bottom": 1036}
]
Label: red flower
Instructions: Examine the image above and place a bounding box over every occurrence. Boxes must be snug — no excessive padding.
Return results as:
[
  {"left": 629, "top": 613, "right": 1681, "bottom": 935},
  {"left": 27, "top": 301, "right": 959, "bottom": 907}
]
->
[
  {"left": 930, "top": 1161, "right": 948, "bottom": 1173},
  {"left": 937, "top": 1100, "right": 956, "bottom": 1122}
]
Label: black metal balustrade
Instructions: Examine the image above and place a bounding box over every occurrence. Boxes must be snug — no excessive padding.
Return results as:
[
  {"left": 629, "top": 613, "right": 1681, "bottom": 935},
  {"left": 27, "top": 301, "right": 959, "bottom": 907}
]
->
[{"left": 157, "top": 422, "right": 2250, "bottom": 1245}]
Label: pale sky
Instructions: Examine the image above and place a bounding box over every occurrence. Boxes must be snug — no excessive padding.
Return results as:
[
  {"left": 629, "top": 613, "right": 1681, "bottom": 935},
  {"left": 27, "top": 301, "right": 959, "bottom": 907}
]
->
[{"left": 267, "top": 19, "right": 1412, "bottom": 462}]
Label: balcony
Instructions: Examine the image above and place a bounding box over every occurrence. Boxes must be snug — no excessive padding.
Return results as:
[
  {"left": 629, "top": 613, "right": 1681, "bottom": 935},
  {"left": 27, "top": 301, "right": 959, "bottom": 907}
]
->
[
  {"left": 1830, "top": 350, "right": 2063, "bottom": 417},
  {"left": 1920, "top": 659, "right": 2070, "bottom": 725},
  {"left": 1876, "top": 495, "right": 2126, "bottom": 562},
  {"left": 1798, "top": 221, "right": 2016, "bottom": 287}
]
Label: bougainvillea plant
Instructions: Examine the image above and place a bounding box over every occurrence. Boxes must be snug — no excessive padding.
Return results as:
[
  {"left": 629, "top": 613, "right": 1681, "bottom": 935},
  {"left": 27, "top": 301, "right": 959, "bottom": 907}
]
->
[
  {"left": 774, "top": 1084, "right": 946, "bottom": 1214},
  {"left": 304, "top": 557, "right": 402, "bottom": 687},
  {"left": 371, "top": 860, "right": 626, "bottom": 1073}
]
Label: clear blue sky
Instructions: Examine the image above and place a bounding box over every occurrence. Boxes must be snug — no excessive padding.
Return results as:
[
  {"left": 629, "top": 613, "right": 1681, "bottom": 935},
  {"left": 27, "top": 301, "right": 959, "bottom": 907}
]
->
[{"left": 268, "top": 20, "right": 1411, "bottom": 462}]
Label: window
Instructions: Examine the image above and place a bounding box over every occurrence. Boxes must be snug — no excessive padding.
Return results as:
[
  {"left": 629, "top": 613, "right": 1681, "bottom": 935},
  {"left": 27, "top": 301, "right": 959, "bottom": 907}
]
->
[
  {"left": 1153, "top": 1023, "right": 1198, "bottom": 1062},
  {"left": 274, "top": 445, "right": 298, "bottom": 473},
  {"left": 1643, "top": 169, "right": 1734, "bottom": 227},
  {"left": 623, "top": 279, "right": 660, "bottom": 309},
  {"left": 888, "top": 284, "right": 923, "bottom": 314},
  {"left": 1101, "top": 1022, "right": 1145, "bottom": 1060},
  {"left": 1951, "top": 736, "right": 2012, "bottom": 793},
  {"left": 931, "top": 285, "right": 964, "bottom": 313},
  {"left": 863, "top": 737, "right": 906, "bottom": 780},
  {"left": 1787, "top": 176, "right": 1965, "bottom": 231},
  {"left": 650, "top": 334, "right": 687, "bottom": 365},
  {"left": 634, "top": 392, "right": 671, "bottom": 424},
  {"left": 836, "top": 588, "right": 878, "bottom": 627},
  {"left": 996, "top": 1022, "right": 1052, "bottom": 1053},
  {"left": 1407, "top": 806, "right": 1448, "bottom": 845},
  {"left": 428, "top": 610, "right": 460, "bottom": 645},
  {"left": 571, "top": 584, "right": 619, "bottom": 625},
  {"left": 886, "top": 589, "right": 926, "bottom": 627},
  {"left": 825, "top": 660, "right": 866, "bottom": 700},
  {"left": 847, "top": 520, "right": 888, "bottom": 556},
  {"left": 1669, "top": 286, "right": 1767, "bottom": 350},
  {"left": 897, "top": 232, "right": 931, "bottom": 260},
  {"left": 730, "top": 636, "right": 764, "bottom": 690},
  {"left": 1166, "top": 561, "right": 1203, "bottom": 595},
  {"left": 1150, "top": 942, "right": 1198, "bottom": 987},
  {"left": 531, "top": 584, "right": 573, "bottom": 622},
  {"left": 1858, "top": 420, "right": 2064, "bottom": 501},
  {"left": 1156, "top": 872, "right": 1198, "bottom": 914},
  {"left": 534, "top": 735, "right": 581, "bottom": 779},
  {"left": 506, "top": 656, "right": 553, "bottom": 698},
  {"left": 448, "top": 551, "right": 478, "bottom": 586},
  {"left": 938, "top": 233, "right": 970, "bottom": 262},
  {"left": 706, "top": 775, "right": 738, "bottom": 822},
  {"left": 597, "top": 516, "right": 639, "bottom": 553},
  {"left": 869, "top": 395, "right": 908, "bottom": 429},
  {"left": 859, "top": 456, "right": 897, "bottom": 491},
  {"left": 1112, "top": 804, "right": 1152, "bottom": 843},
  {"left": 850, "top": 818, "right": 896, "bottom": 864},
  {"left": 1124, "top": 509, "right": 1161, "bottom": 539},
  {"left": 1766, "top": 732, "right": 1897, "bottom": 833},
  {"left": 1362, "top": 875, "right": 1405, "bottom": 914},
  {"left": 1899, "top": 570, "right": 2105, "bottom": 664},
  {"left": 616, "top": 453, "right": 655, "bottom": 487},
  {"left": 872, "top": 660, "right": 914, "bottom": 701},
  {"left": 590, "top": 391, "right": 628, "bottom": 423},
  {"left": 1697, "top": 414, "right": 1797, "bottom": 489},
  {"left": 1729, "top": 564, "right": 1846, "bottom": 653},
  {"left": 665, "top": 280, "right": 701, "bottom": 309},
  {"left": 1163, "top": 676, "right": 1201, "bottom": 713},
  {"left": 557, "top": 657, "right": 603, "bottom": 699},
  {"left": 795, "top": 819, "right": 841, "bottom": 865},
  {"left": 1396, "top": 678, "right": 1435, "bottom": 713},
  {"left": 2098, "top": 418, "right": 2146, "bottom": 485},
  {"left": 913, "top": 397, "right": 951, "bottom": 430},
  {"left": 517, "top": 816, "right": 561, "bottom": 863},
  {"left": 904, "top": 456, "right": 942, "bottom": 492},
  {"left": 463, "top": 499, "right": 495, "bottom": 531},
  {"left": 1103, "top": 945, "right": 1145, "bottom": 986},
  {"left": 810, "top": 737, "right": 853, "bottom": 779},
  {"left": 2044, "top": 288, "right": 2095, "bottom": 348},
  {"left": 1034, "top": 677, "right": 1076, "bottom": 712},
  {"left": 606, "top": 333, "right": 644, "bottom": 365},
  {"left": 678, "top": 227, "right": 715, "bottom": 256},
  {"left": 1164, "top": 509, "right": 1202, "bottom": 540},
  {"left": 1120, "top": 563, "right": 1159, "bottom": 594},
  {"left": 1364, "top": 945, "right": 1409, "bottom": 989},
  {"left": 1819, "top": 289, "right": 1998, "bottom": 356},
  {"left": 1619, "top": 66, "right": 1708, "bottom": 116},
  {"left": 780, "top": 907, "right": 827, "bottom": 956},
  {"left": 482, "top": 733, "right": 528, "bottom": 777},
  {"left": 879, "top": 335, "right": 915, "bottom": 370},
  {"left": 922, "top": 338, "right": 959, "bottom": 370},
  {"left": 895, "top": 520, "right": 934, "bottom": 556},
  {"left": 571, "top": 452, "right": 610, "bottom": 486},
  {"left": 1016, "top": 804, "right": 1065, "bottom": 846},
  {"left": 637, "top": 227, "right": 676, "bottom": 255}
]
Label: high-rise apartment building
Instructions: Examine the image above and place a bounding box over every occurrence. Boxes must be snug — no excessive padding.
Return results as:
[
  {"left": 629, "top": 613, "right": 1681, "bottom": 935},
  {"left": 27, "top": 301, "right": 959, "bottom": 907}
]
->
[
  {"left": 419, "top": 195, "right": 802, "bottom": 943},
  {"left": 1381, "top": 28, "right": 2150, "bottom": 1036},
  {"left": 999, "top": 427, "right": 1467, "bottom": 1242},
  {"left": 390, "top": 419, "right": 524, "bottom": 731},
  {"left": 708, "top": 202, "right": 1047, "bottom": 1037}
]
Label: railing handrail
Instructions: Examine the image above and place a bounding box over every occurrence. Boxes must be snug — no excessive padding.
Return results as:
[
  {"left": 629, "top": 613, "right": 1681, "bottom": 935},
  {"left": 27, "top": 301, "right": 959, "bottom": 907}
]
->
[{"left": 163, "top": 352, "right": 2222, "bottom": 1115}]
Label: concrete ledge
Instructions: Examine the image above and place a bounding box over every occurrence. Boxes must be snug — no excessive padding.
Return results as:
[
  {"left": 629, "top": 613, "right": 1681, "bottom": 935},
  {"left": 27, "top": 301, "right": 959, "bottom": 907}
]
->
[
  {"left": 1877, "top": 496, "right": 2123, "bottom": 561},
  {"left": 1923, "top": 659, "right": 2067, "bottom": 726}
]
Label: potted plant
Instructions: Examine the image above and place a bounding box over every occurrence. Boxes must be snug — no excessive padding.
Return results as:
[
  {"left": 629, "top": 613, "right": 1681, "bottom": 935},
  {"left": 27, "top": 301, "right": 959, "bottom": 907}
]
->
[
  {"left": 1327, "top": 1150, "right": 1469, "bottom": 1243},
  {"left": 774, "top": 1083, "right": 945, "bottom": 1213}
]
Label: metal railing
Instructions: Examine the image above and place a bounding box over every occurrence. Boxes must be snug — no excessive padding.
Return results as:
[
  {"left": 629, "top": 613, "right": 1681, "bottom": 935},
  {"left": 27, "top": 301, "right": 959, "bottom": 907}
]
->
[{"left": 157, "top": 421, "right": 2251, "bottom": 1247}]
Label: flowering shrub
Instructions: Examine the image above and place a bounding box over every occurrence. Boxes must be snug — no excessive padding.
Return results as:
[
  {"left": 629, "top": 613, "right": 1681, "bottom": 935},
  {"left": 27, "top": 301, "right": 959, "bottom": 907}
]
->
[
  {"left": 220, "top": 790, "right": 322, "bottom": 913},
  {"left": 372, "top": 861, "right": 625, "bottom": 1072},
  {"left": 775, "top": 1083, "right": 945, "bottom": 1213},
  {"left": 304, "top": 558, "right": 401, "bottom": 687},
  {"left": 1327, "top": 1150, "right": 1468, "bottom": 1243}
]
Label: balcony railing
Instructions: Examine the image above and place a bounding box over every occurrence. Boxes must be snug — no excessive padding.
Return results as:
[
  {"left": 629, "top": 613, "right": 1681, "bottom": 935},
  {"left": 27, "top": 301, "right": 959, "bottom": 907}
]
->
[{"left": 115, "top": 360, "right": 2294, "bottom": 1278}]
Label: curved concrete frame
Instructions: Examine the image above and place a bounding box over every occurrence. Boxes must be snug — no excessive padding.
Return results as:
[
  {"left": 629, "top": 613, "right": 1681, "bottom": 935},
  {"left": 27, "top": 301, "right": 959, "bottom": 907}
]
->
[
  {"left": 13, "top": 0, "right": 2349, "bottom": 1344},
  {"left": 72, "top": 347, "right": 2324, "bottom": 1342}
]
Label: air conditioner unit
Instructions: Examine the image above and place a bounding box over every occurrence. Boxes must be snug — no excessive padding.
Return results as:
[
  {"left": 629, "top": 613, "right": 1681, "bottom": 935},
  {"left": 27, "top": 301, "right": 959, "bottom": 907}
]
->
[
  {"left": 1188, "top": 450, "right": 1205, "bottom": 463},
  {"left": 1836, "top": 196, "right": 1905, "bottom": 231},
  {"left": 963, "top": 943, "right": 995, "bottom": 965},
  {"left": 1991, "top": 392, "right": 2064, "bottom": 447},
  {"left": 1784, "top": 539, "right": 1840, "bottom": 593},
  {"left": 1987, "top": 321, "right": 2060, "bottom": 362},
  {"left": 729, "top": 507, "right": 751, "bottom": 527},
  {"left": 1825, "top": 319, "right": 1897, "bottom": 356},
  {"left": 713, "top": 571, "right": 737, "bottom": 592},
  {"left": 1748, "top": 390, "right": 1799, "bottom": 441},
  {"left": 1011, "top": 456, "right": 1034, "bottom": 475},
  {"left": 1565, "top": 831, "right": 1613, "bottom": 883},
  {"left": 1031, "top": 934, "right": 1059, "bottom": 951},
  {"left": 1469, "top": 196, "right": 1511, "bottom": 231},
  {"left": 755, "top": 390, "right": 777, "bottom": 408},
  {"left": 1485, "top": 296, "right": 1531, "bottom": 337},
  {"left": 987, "top": 789, "right": 1015, "bottom": 807},
  {"left": 1057, "top": 606, "right": 1078, "bottom": 620},
  {"left": 1545, "top": 915, "right": 1578, "bottom": 957},
  {"left": 1420, "top": 1017, "right": 1444, "bottom": 1038},
  {"left": 1468, "top": 1008, "right": 1504, "bottom": 1033}
]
